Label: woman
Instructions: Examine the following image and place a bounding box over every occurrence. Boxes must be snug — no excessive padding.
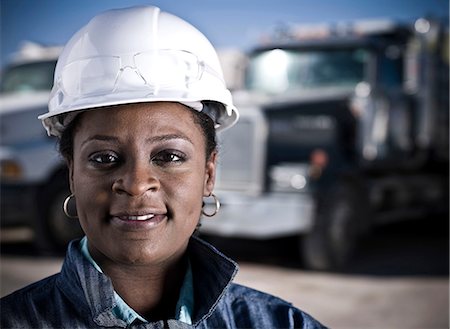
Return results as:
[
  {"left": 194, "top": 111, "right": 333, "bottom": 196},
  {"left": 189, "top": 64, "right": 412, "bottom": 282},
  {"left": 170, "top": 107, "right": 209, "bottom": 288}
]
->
[{"left": 1, "top": 6, "right": 326, "bottom": 328}]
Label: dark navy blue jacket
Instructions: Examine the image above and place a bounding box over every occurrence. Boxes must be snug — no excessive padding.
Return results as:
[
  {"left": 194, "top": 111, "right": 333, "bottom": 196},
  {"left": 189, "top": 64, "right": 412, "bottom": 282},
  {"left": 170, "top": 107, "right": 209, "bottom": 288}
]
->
[{"left": 1, "top": 236, "right": 327, "bottom": 328}]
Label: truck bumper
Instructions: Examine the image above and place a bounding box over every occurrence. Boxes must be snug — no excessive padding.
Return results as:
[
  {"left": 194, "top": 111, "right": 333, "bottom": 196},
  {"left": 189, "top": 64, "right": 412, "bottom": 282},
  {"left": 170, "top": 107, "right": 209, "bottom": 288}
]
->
[
  {"left": 0, "top": 183, "right": 37, "bottom": 227},
  {"left": 199, "top": 191, "right": 315, "bottom": 238}
]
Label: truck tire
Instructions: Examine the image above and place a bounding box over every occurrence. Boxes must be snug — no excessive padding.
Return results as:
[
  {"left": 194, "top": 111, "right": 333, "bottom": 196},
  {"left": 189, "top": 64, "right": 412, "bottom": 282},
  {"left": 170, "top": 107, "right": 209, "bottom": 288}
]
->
[
  {"left": 35, "top": 173, "right": 83, "bottom": 253},
  {"left": 300, "top": 181, "right": 368, "bottom": 271}
]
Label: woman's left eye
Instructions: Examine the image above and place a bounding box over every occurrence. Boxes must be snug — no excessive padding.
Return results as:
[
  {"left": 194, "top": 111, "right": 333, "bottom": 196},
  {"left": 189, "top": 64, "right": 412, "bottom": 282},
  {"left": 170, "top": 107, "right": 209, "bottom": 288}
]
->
[{"left": 152, "top": 150, "right": 186, "bottom": 165}]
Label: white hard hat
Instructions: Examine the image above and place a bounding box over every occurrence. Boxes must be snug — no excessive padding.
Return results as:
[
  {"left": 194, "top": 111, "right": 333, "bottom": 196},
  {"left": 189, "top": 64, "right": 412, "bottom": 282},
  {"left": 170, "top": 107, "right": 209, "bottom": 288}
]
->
[{"left": 39, "top": 5, "right": 239, "bottom": 137}]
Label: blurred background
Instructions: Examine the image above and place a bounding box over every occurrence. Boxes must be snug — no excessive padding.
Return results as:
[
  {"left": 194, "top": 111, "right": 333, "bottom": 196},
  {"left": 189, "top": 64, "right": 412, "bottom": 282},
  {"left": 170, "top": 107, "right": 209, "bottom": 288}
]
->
[{"left": 1, "top": 0, "right": 449, "bottom": 328}]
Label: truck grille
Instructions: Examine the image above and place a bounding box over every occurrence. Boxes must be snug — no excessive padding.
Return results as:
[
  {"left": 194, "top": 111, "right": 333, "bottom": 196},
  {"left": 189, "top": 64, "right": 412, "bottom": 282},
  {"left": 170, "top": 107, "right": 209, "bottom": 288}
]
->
[{"left": 215, "top": 108, "right": 267, "bottom": 195}]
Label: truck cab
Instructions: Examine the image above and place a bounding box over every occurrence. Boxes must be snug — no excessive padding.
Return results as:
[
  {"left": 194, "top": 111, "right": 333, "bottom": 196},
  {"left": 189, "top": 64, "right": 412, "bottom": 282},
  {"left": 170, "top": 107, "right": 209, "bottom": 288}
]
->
[
  {"left": 200, "top": 18, "right": 449, "bottom": 270},
  {"left": 0, "top": 42, "right": 82, "bottom": 251}
]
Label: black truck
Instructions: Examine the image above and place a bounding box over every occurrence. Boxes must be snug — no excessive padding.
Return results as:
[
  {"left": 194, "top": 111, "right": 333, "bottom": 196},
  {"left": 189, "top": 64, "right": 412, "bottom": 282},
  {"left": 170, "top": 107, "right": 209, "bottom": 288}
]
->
[{"left": 200, "top": 17, "right": 449, "bottom": 270}]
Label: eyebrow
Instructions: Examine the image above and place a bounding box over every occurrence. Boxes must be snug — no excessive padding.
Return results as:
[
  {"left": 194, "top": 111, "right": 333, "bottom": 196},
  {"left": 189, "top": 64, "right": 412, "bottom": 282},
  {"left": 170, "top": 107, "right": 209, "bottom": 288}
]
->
[
  {"left": 81, "top": 133, "right": 193, "bottom": 147},
  {"left": 146, "top": 134, "right": 193, "bottom": 145},
  {"left": 81, "top": 135, "right": 119, "bottom": 148}
]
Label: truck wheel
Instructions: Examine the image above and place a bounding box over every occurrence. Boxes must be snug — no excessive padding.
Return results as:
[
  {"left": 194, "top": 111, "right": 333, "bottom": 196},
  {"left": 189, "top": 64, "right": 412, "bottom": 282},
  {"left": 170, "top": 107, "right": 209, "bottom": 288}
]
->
[
  {"left": 301, "top": 182, "right": 367, "bottom": 271},
  {"left": 35, "top": 175, "right": 83, "bottom": 253}
]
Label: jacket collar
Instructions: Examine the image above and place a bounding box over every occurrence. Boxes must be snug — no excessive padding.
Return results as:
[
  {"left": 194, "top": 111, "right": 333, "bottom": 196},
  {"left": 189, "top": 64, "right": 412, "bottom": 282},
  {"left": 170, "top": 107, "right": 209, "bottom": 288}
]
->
[
  {"left": 188, "top": 235, "right": 239, "bottom": 325},
  {"left": 57, "top": 239, "right": 127, "bottom": 327},
  {"left": 57, "top": 236, "right": 238, "bottom": 327}
]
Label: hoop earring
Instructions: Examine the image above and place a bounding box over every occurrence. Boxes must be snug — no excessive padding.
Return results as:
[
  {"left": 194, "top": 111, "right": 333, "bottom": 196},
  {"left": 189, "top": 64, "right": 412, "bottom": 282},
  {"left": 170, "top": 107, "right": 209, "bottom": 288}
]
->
[
  {"left": 63, "top": 193, "right": 78, "bottom": 219},
  {"left": 202, "top": 193, "right": 220, "bottom": 217}
]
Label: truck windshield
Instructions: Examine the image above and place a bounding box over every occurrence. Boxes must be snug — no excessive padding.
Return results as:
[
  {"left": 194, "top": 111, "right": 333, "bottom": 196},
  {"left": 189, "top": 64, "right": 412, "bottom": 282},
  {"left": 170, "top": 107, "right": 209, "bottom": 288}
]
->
[
  {"left": 0, "top": 60, "right": 56, "bottom": 94},
  {"left": 246, "top": 48, "right": 368, "bottom": 94}
]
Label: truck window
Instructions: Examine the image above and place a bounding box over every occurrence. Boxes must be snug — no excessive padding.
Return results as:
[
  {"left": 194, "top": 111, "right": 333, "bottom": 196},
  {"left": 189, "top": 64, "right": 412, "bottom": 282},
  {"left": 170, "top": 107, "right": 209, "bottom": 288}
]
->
[
  {"left": 378, "top": 45, "right": 403, "bottom": 88},
  {"left": 0, "top": 60, "right": 56, "bottom": 93},
  {"left": 246, "top": 48, "right": 368, "bottom": 94}
]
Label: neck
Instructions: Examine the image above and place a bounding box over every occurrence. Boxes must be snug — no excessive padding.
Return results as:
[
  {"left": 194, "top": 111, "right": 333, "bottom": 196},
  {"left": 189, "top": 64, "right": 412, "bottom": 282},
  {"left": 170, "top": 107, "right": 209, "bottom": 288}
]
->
[{"left": 91, "top": 248, "right": 189, "bottom": 321}]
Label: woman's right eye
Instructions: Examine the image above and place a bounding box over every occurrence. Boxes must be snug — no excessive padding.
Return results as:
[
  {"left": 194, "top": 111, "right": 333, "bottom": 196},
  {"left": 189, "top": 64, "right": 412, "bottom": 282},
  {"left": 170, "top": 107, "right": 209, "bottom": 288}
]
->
[{"left": 88, "top": 152, "right": 120, "bottom": 165}]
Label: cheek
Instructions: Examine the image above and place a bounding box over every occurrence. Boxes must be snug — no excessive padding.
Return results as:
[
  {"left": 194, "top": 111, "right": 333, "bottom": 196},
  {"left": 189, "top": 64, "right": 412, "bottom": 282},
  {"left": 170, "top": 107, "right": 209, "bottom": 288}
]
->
[
  {"left": 167, "top": 172, "right": 205, "bottom": 222},
  {"left": 72, "top": 169, "right": 111, "bottom": 224}
]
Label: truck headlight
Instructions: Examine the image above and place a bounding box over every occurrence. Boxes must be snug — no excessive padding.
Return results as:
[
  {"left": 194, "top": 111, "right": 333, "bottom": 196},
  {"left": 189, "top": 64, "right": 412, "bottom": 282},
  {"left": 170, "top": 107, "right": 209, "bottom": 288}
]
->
[
  {"left": 0, "top": 159, "right": 23, "bottom": 180},
  {"left": 269, "top": 163, "right": 310, "bottom": 192}
]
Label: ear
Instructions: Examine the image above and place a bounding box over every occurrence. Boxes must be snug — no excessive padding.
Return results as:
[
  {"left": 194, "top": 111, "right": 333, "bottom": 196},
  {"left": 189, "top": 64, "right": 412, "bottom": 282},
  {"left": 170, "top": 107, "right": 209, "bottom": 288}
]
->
[
  {"left": 68, "top": 159, "right": 75, "bottom": 194},
  {"left": 203, "top": 151, "right": 217, "bottom": 196}
]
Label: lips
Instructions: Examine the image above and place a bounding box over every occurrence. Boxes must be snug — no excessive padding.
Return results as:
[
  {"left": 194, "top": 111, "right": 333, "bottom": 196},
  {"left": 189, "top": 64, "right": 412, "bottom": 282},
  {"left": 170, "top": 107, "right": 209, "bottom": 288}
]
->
[
  {"left": 117, "top": 214, "right": 155, "bottom": 221},
  {"left": 110, "top": 210, "right": 168, "bottom": 231}
]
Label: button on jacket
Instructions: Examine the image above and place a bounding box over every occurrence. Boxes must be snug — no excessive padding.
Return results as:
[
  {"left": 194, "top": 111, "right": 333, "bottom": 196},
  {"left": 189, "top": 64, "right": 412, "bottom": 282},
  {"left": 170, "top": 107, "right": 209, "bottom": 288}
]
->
[{"left": 1, "top": 236, "right": 327, "bottom": 328}]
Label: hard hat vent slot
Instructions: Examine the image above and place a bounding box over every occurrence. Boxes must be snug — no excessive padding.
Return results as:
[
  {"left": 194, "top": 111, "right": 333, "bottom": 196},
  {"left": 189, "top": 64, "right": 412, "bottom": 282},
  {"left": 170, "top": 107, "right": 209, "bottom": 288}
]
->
[{"left": 57, "top": 91, "right": 64, "bottom": 105}]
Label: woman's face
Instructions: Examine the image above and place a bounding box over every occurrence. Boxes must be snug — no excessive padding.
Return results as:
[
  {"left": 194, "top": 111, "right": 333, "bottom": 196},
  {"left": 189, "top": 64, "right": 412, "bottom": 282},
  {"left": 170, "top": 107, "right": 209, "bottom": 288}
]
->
[{"left": 69, "top": 102, "right": 216, "bottom": 266}]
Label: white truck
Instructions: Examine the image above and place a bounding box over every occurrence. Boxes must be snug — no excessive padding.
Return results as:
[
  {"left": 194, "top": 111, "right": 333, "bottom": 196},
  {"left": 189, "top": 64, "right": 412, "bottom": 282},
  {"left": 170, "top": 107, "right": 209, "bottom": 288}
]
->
[{"left": 0, "top": 42, "right": 82, "bottom": 251}]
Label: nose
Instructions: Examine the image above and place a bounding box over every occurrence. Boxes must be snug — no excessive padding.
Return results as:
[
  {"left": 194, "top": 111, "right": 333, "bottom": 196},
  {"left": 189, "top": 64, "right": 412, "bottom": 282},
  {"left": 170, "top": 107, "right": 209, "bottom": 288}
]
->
[{"left": 112, "top": 161, "right": 160, "bottom": 197}]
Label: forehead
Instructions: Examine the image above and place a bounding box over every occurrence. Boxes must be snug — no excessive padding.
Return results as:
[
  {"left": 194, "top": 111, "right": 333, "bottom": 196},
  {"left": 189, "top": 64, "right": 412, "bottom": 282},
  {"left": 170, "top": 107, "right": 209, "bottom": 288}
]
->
[{"left": 74, "top": 102, "right": 203, "bottom": 141}]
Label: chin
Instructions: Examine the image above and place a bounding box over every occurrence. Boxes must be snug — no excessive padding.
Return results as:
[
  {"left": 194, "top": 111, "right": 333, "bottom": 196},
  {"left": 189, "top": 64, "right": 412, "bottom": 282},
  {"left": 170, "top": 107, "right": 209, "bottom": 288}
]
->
[{"left": 112, "top": 242, "right": 173, "bottom": 266}]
